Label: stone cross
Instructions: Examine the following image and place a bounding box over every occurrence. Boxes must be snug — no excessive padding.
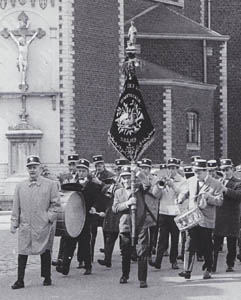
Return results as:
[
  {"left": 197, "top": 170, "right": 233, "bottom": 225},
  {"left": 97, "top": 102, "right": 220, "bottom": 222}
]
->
[{"left": 0, "top": 11, "right": 46, "bottom": 91}]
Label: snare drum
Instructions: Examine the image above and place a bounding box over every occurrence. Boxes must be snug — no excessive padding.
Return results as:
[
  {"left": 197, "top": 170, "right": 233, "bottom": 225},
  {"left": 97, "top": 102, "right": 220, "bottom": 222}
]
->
[{"left": 174, "top": 207, "right": 204, "bottom": 231}]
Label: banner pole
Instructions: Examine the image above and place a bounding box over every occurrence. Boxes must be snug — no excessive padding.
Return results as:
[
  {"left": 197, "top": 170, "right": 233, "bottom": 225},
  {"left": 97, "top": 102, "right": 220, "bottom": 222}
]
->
[{"left": 131, "top": 160, "right": 136, "bottom": 247}]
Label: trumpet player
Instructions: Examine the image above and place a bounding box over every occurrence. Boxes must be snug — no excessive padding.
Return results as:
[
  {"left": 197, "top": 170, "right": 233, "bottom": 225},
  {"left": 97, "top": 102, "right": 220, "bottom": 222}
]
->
[
  {"left": 149, "top": 158, "right": 188, "bottom": 270},
  {"left": 212, "top": 159, "right": 241, "bottom": 273},
  {"left": 178, "top": 159, "right": 223, "bottom": 280}
]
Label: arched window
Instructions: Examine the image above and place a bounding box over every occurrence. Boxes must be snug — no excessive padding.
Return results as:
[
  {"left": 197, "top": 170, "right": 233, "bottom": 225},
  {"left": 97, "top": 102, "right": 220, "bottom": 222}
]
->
[{"left": 186, "top": 111, "right": 200, "bottom": 149}]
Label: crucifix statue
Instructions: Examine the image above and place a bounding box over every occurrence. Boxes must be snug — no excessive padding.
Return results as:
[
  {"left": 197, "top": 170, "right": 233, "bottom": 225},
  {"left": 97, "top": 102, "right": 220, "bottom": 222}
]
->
[{"left": 1, "top": 11, "right": 46, "bottom": 91}]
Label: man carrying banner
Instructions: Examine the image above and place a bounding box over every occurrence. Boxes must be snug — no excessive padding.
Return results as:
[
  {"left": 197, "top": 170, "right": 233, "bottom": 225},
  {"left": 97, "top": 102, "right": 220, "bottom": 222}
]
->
[{"left": 112, "top": 165, "right": 162, "bottom": 288}]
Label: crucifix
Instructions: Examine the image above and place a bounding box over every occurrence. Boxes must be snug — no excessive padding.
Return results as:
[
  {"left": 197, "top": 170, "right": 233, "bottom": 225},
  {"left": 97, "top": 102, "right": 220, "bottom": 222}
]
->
[{"left": 1, "top": 11, "right": 46, "bottom": 91}]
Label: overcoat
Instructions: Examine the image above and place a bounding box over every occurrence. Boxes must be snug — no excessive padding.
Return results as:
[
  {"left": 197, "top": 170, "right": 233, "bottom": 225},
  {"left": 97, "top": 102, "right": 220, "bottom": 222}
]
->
[
  {"left": 11, "top": 176, "right": 60, "bottom": 255},
  {"left": 186, "top": 175, "right": 223, "bottom": 229},
  {"left": 214, "top": 176, "right": 241, "bottom": 237}
]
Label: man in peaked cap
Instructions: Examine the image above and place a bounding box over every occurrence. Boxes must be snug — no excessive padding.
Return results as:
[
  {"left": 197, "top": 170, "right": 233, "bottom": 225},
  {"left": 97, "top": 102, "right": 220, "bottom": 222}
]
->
[
  {"left": 212, "top": 158, "right": 241, "bottom": 273},
  {"left": 52, "top": 154, "right": 80, "bottom": 268},
  {"left": 97, "top": 159, "right": 129, "bottom": 268},
  {"left": 91, "top": 155, "right": 116, "bottom": 260},
  {"left": 207, "top": 160, "right": 223, "bottom": 180},
  {"left": 59, "top": 154, "right": 79, "bottom": 184},
  {"left": 112, "top": 165, "right": 163, "bottom": 288},
  {"left": 57, "top": 158, "right": 106, "bottom": 276},
  {"left": 178, "top": 159, "right": 223, "bottom": 280},
  {"left": 150, "top": 158, "right": 188, "bottom": 271},
  {"left": 11, "top": 155, "right": 60, "bottom": 289}
]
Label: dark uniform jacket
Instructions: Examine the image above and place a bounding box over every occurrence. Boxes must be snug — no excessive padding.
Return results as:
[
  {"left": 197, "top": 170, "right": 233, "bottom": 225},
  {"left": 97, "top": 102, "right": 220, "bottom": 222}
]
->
[{"left": 214, "top": 176, "right": 241, "bottom": 237}]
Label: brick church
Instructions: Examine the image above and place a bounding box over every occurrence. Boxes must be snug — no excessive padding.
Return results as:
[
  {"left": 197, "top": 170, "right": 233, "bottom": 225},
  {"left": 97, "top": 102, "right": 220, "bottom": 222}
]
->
[{"left": 0, "top": 0, "right": 240, "bottom": 204}]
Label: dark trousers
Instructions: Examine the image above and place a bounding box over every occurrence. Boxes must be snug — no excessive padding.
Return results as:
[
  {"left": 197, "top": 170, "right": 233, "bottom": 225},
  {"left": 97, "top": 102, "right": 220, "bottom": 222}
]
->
[
  {"left": 213, "top": 235, "right": 237, "bottom": 267},
  {"left": 185, "top": 226, "right": 213, "bottom": 272},
  {"left": 90, "top": 225, "right": 105, "bottom": 262},
  {"left": 155, "top": 214, "right": 179, "bottom": 265},
  {"left": 63, "top": 222, "right": 92, "bottom": 270},
  {"left": 148, "top": 225, "right": 158, "bottom": 256},
  {"left": 104, "top": 231, "right": 119, "bottom": 264},
  {"left": 119, "top": 226, "right": 149, "bottom": 282},
  {"left": 18, "top": 249, "right": 51, "bottom": 282},
  {"left": 56, "top": 236, "right": 66, "bottom": 261}
]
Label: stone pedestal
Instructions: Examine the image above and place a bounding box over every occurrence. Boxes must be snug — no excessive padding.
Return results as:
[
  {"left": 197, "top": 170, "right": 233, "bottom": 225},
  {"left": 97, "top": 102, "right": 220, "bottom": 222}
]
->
[{"left": 6, "top": 123, "right": 43, "bottom": 176}]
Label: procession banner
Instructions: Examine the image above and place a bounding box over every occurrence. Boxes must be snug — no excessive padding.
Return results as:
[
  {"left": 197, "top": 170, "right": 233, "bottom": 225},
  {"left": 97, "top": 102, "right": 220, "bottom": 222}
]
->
[{"left": 108, "top": 75, "right": 155, "bottom": 161}]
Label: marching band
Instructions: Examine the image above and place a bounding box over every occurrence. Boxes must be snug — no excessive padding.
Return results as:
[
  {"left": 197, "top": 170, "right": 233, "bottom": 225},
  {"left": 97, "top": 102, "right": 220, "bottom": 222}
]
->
[{"left": 10, "top": 154, "right": 241, "bottom": 289}]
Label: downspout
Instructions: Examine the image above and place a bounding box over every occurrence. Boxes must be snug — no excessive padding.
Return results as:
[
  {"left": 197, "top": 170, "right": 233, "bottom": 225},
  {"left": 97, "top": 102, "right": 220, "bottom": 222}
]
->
[
  {"left": 207, "top": 0, "right": 211, "bottom": 29},
  {"left": 203, "top": 40, "right": 207, "bottom": 83}
]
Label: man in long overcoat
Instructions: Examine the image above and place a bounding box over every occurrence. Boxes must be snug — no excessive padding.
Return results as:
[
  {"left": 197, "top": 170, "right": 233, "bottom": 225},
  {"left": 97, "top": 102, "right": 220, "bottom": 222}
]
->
[
  {"left": 212, "top": 159, "right": 241, "bottom": 272},
  {"left": 10, "top": 155, "right": 60, "bottom": 289}
]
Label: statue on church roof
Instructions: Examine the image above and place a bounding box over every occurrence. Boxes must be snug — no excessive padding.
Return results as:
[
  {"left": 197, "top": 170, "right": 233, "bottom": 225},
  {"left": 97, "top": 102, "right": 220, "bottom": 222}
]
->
[{"left": 127, "top": 20, "right": 137, "bottom": 47}]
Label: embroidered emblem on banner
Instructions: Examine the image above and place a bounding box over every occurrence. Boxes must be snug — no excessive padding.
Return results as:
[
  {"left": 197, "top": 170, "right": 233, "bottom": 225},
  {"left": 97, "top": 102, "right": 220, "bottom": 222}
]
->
[{"left": 115, "top": 95, "right": 144, "bottom": 136}]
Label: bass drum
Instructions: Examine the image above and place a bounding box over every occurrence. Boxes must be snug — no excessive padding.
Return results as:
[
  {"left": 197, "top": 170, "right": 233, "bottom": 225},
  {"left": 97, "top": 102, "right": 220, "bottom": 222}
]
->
[{"left": 55, "top": 191, "right": 86, "bottom": 238}]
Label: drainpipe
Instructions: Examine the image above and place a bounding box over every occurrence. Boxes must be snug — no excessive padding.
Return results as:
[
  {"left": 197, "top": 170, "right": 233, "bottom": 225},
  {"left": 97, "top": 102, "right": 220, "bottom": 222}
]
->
[
  {"left": 203, "top": 40, "right": 207, "bottom": 83},
  {"left": 207, "top": 0, "right": 211, "bottom": 29}
]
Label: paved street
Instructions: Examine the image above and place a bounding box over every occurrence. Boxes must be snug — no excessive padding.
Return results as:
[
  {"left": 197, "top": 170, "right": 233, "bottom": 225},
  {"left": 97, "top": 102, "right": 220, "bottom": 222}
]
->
[{"left": 1, "top": 214, "right": 241, "bottom": 300}]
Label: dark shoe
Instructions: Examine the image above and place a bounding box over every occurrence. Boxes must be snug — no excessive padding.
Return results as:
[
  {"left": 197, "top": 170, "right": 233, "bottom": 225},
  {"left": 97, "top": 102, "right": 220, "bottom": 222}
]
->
[
  {"left": 99, "top": 248, "right": 104, "bottom": 253},
  {"left": 151, "top": 247, "right": 156, "bottom": 255},
  {"left": 77, "top": 262, "right": 84, "bottom": 269},
  {"left": 43, "top": 278, "right": 52, "bottom": 286},
  {"left": 226, "top": 266, "right": 234, "bottom": 272},
  {"left": 172, "top": 262, "right": 179, "bottom": 270},
  {"left": 52, "top": 260, "right": 58, "bottom": 267},
  {"left": 11, "top": 280, "right": 24, "bottom": 290},
  {"left": 163, "top": 250, "right": 169, "bottom": 256},
  {"left": 97, "top": 259, "right": 111, "bottom": 268},
  {"left": 56, "top": 265, "right": 63, "bottom": 274},
  {"left": 237, "top": 254, "right": 241, "bottom": 262},
  {"left": 84, "top": 267, "right": 92, "bottom": 275},
  {"left": 140, "top": 281, "right": 148, "bottom": 288},
  {"left": 120, "top": 276, "right": 128, "bottom": 284},
  {"left": 148, "top": 260, "right": 161, "bottom": 269},
  {"left": 178, "top": 271, "right": 191, "bottom": 279},
  {"left": 203, "top": 270, "right": 211, "bottom": 279}
]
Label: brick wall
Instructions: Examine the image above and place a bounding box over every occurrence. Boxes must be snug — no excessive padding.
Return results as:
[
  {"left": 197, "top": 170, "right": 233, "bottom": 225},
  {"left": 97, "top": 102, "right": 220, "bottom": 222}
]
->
[
  {"left": 139, "top": 39, "right": 204, "bottom": 82},
  {"left": 172, "top": 86, "right": 215, "bottom": 163},
  {"left": 184, "top": 0, "right": 201, "bottom": 23},
  {"left": 209, "top": 0, "right": 241, "bottom": 164},
  {"left": 73, "top": 0, "right": 120, "bottom": 162},
  {"left": 139, "top": 84, "right": 165, "bottom": 162}
]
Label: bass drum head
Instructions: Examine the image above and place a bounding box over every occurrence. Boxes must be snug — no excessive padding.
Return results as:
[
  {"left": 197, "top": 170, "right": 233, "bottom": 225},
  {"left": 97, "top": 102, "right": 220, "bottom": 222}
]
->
[{"left": 64, "top": 191, "right": 86, "bottom": 238}]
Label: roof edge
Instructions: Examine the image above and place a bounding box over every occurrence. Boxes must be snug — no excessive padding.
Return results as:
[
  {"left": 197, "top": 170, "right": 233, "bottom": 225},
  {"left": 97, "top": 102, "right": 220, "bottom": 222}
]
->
[
  {"left": 124, "top": 33, "right": 229, "bottom": 41},
  {"left": 139, "top": 78, "right": 217, "bottom": 90}
]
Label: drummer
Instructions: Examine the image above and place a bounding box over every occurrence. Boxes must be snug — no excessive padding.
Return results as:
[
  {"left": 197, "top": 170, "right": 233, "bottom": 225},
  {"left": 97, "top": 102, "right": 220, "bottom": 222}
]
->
[
  {"left": 90, "top": 155, "right": 116, "bottom": 260},
  {"left": 59, "top": 154, "right": 79, "bottom": 184},
  {"left": 56, "top": 158, "right": 106, "bottom": 276},
  {"left": 178, "top": 159, "right": 223, "bottom": 280},
  {"left": 98, "top": 158, "right": 129, "bottom": 268},
  {"left": 52, "top": 154, "right": 80, "bottom": 268}
]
